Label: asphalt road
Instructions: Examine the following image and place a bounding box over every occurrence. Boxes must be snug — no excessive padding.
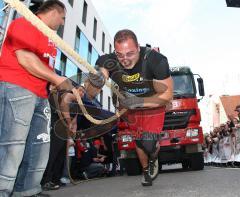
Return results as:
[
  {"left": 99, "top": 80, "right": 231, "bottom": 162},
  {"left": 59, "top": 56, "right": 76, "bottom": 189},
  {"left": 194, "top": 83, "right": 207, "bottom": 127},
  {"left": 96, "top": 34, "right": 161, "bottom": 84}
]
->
[{"left": 44, "top": 165, "right": 240, "bottom": 197}]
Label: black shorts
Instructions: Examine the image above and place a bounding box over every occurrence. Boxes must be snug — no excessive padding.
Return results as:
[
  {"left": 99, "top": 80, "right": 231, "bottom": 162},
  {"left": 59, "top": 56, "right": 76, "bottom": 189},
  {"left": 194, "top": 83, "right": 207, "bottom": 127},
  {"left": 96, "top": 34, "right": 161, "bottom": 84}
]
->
[{"left": 135, "top": 132, "right": 161, "bottom": 155}]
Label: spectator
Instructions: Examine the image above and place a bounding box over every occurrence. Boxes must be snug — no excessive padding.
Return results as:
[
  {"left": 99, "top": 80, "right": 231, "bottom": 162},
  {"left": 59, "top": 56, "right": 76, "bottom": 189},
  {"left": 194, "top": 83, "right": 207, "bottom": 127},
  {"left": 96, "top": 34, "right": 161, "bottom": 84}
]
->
[
  {"left": 235, "top": 105, "right": 240, "bottom": 121},
  {"left": 75, "top": 140, "right": 105, "bottom": 179},
  {"left": 0, "top": 1, "right": 70, "bottom": 196}
]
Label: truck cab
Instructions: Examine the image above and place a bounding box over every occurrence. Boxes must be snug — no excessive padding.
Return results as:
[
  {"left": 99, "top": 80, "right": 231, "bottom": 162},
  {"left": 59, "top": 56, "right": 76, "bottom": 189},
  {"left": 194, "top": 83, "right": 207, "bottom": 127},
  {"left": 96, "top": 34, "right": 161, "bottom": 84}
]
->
[{"left": 117, "top": 66, "right": 205, "bottom": 175}]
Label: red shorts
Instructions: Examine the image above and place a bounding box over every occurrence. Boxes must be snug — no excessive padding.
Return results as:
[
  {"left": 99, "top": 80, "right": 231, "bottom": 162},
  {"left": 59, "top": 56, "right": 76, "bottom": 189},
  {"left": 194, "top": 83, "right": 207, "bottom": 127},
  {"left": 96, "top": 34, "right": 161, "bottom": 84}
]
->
[{"left": 123, "top": 107, "right": 165, "bottom": 134}]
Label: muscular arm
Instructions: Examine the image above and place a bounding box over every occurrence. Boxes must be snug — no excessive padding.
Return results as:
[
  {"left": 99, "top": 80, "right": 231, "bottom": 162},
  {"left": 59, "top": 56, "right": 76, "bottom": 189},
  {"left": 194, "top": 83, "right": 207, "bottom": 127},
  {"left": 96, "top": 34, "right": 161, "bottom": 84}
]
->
[
  {"left": 60, "top": 93, "right": 76, "bottom": 125},
  {"left": 15, "top": 49, "right": 66, "bottom": 86},
  {"left": 60, "top": 87, "right": 85, "bottom": 124},
  {"left": 143, "top": 76, "right": 173, "bottom": 108}
]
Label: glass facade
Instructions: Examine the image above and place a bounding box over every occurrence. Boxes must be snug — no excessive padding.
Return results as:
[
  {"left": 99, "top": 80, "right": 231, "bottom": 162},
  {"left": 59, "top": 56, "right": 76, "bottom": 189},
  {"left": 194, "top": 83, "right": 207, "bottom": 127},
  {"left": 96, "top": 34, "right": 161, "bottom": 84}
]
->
[
  {"left": 65, "top": 59, "right": 78, "bottom": 83},
  {"left": 57, "top": 24, "right": 64, "bottom": 38},
  {"left": 87, "top": 42, "right": 92, "bottom": 63},
  {"left": 55, "top": 49, "right": 66, "bottom": 75},
  {"left": 0, "top": 1, "right": 6, "bottom": 47},
  {"left": 56, "top": 27, "right": 100, "bottom": 83},
  {"left": 91, "top": 47, "right": 99, "bottom": 67},
  {"left": 0, "top": 1, "right": 5, "bottom": 26},
  {"left": 79, "top": 31, "right": 89, "bottom": 61}
]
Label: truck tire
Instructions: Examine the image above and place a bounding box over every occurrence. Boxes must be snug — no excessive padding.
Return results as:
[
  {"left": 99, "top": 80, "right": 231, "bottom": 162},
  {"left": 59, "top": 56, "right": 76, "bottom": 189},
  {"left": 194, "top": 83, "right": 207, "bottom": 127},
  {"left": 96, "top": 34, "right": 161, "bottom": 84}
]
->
[
  {"left": 159, "top": 163, "right": 162, "bottom": 171},
  {"left": 182, "top": 160, "right": 190, "bottom": 170},
  {"left": 124, "top": 158, "right": 142, "bottom": 176},
  {"left": 190, "top": 153, "right": 204, "bottom": 170}
]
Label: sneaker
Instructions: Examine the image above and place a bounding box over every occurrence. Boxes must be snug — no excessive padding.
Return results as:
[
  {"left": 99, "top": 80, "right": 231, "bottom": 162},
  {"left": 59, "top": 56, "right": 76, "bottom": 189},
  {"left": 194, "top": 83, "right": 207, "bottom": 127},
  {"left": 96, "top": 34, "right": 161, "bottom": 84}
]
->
[
  {"left": 82, "top": 171, "right": 89, "bottom": 180},
  {"left": 141, "top": 169, "right": 152, "bottom": 186},
  {"left": 60, "top": 177, "right": 71, "bottom": 184},
  {"left": 42, "top": 182, "right": 60, "bottom": 191},
  {"left": 149, "top": 158, "right": 159, "bottom": 180}
]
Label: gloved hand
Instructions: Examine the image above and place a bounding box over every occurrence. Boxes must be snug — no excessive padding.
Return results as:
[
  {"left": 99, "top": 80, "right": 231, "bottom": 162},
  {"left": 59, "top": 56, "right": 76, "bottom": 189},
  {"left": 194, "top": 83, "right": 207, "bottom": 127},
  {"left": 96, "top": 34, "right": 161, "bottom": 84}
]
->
[
  {"left": 88, "top": 71, "right": 105, "bottom": 89},
  {"left": 119, "top": 91, "right": 144, "bottom": 109}
]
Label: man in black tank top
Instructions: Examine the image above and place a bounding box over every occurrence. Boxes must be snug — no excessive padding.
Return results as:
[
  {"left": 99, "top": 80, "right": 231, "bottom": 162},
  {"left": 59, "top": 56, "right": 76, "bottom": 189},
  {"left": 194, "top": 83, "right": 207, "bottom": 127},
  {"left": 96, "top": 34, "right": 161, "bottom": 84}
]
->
[{"left": 96, "top": 29, "right": 173, "bottom": 186}]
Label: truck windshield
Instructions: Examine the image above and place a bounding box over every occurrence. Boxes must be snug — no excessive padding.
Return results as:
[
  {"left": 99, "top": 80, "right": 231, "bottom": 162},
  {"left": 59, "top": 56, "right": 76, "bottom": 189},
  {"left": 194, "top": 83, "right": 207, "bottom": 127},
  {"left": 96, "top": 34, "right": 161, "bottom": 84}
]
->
[{"left": 172, "top": 74, "right": 195, "bottom": 97}]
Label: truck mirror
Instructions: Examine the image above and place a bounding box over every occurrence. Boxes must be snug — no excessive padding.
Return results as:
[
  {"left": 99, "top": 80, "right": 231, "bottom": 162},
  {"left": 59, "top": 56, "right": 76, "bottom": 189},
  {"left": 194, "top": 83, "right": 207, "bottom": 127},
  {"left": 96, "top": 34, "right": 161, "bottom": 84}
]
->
[{"left": 197, "top": 78, "right": 205, "bottom": 96}]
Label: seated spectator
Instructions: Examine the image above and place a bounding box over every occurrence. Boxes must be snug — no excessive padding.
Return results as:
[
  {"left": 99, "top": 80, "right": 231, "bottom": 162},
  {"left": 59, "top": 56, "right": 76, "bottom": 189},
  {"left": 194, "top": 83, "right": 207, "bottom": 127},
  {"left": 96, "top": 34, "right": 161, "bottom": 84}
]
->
[{"left": 78, "top": 140, "right": 106, "bottom": 179}]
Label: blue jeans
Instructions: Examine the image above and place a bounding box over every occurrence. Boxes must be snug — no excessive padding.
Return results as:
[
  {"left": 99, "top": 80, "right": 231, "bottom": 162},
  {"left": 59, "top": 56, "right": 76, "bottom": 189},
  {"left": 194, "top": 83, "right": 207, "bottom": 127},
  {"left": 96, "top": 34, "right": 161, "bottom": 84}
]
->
[{"left": 0, "top": 82, "right": 51, "bottom": 197}]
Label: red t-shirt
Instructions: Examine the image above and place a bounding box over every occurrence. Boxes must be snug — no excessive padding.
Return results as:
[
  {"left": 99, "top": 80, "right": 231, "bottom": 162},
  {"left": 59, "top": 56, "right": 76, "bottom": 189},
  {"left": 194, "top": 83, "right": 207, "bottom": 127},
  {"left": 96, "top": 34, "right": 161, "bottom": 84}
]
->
[{"left": 0, "top": 17, "right": 56, "bottom": 98}]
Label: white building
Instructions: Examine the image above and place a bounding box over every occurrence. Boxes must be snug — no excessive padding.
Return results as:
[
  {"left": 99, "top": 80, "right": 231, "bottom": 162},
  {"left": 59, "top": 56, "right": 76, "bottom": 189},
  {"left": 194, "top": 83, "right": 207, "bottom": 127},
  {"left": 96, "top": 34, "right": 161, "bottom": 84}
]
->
[{"left": 0, "top": 0, "right": 114, "bottom": 111}]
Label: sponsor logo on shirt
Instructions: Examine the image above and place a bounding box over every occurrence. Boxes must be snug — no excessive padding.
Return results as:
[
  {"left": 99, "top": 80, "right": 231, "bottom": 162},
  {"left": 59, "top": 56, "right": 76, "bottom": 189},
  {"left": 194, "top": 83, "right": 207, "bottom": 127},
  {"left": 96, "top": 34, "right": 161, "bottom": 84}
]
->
[{"left": 122, "top": 73, "right": 140, "bottom": 82}]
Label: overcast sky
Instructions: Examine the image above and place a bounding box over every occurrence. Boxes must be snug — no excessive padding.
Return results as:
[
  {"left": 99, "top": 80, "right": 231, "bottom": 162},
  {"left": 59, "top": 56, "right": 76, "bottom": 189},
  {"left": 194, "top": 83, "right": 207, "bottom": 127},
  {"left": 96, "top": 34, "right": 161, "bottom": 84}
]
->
[{"left": 91, "top": 0, "right": 240, "bottom": 96}]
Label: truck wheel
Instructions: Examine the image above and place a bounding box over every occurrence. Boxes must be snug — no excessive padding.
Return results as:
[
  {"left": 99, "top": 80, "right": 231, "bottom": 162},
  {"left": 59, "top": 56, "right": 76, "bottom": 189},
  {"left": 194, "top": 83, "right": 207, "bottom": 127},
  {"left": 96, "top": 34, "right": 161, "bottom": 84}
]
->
[
  {"left": 125, "top": 158, "right": 142, "bottom": 176},
  {"left": 159, "top": 163, "right": 162, "bottom": 171},
  {"left": 190, "top": 153, "right": 204, "bottom": 170},
  {"left": 182, "top": 160, "right": 190, "bottom": 169}
]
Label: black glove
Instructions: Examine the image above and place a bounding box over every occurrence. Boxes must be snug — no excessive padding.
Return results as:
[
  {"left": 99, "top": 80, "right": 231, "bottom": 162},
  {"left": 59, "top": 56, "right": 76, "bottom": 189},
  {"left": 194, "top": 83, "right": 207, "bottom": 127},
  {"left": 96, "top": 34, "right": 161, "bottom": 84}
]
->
[
  {"left": 119, "top": 91, "right": 144, "bottom": 109},
  {"left": 88, "top": 71, "right": 105, "bottom": 89}
]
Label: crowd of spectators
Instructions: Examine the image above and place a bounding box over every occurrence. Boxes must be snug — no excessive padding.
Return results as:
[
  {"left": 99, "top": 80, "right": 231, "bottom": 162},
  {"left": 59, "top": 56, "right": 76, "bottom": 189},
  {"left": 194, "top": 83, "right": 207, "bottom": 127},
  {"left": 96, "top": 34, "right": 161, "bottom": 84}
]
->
[{"left": 203, "top": 105, "right": 240, "bottom": 167}]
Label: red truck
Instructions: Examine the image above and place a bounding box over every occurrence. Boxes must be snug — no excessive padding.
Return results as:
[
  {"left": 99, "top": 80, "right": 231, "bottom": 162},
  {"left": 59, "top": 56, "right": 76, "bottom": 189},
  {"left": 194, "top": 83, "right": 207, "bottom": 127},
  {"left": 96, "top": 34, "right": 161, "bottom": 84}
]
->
[{"left": 117, "top": 66, "right": 205, "bottom": 175}]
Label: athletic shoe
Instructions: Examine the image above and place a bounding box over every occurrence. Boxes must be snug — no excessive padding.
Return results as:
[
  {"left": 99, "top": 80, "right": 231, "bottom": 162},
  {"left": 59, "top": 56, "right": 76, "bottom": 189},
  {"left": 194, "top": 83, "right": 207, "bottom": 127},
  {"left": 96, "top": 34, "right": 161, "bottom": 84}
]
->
[
  {"left": 42, "top": 182, "right": 60, "bottom": 191},
  {"left": 149, "top": 157, "right": 159, "bottom": 180},
  {"left": 60, "top": 177, "right": 71, "bottom": 184},
  {"left": 141, "top": 169, "right": 152, "bottom": 186}
]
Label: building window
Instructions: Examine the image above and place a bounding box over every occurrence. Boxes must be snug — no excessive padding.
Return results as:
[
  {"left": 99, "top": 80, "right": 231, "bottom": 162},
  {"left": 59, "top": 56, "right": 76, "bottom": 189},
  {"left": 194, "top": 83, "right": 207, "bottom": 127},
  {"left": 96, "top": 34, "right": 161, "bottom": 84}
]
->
[
  {"left": 100, "top": 90, "right": 103, "bottom": 106},
  {"left": 77, "top": 69, "right": 82, "bottom": 84},
  {"left": 55, "top": 49, "right": 67, "bottom": 76},
  {"left": 12, "top": 11, "right": 18, "bottom": 20},
  {"left": 0, "top": 1, "right": 5, "bottom": 26},
  {"left": 74, "top": 26, "right": 81, "bottom": 52},
  {"left": 82, "top": 1, "right": 88, "bottom": 25},
  {"left": 79, "top": 31, "right": 89, "bottom": 61},
  {"left": 57, "top": 24, "right": 64, "bottom": 38},
  {"left": 87, "top": 42, "right": 92, "bottom": 64},
  {"left": 91, "top": 47, "right": 99, "bottom": 67},
  {"left": 68, "top": 0, "right": 74, "bottom": 7},
  {"left": 109, "top": 44, "right": 112, "bottom": 53},
  {"left": 93, "top": 18, "right": 97, "bottom": 40},
  {"left": 65, "top": 59, "right": 78, "bottom": 83},
  {"left": 102, "top": 32, "right": 105, "bottom": 52},
  {"left": 29, "top": 1, "right": 43, "bottom": 13},
  {"left": 108, "top": 96, "right": 111, "bottom": 111}
]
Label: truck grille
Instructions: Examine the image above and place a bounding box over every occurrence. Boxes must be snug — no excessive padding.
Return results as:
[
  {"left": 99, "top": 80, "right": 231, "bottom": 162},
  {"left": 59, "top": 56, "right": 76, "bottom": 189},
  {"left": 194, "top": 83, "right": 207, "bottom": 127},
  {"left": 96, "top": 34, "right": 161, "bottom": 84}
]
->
[{"left": 163, "top": 110, "right": 195, "bottom": 130}]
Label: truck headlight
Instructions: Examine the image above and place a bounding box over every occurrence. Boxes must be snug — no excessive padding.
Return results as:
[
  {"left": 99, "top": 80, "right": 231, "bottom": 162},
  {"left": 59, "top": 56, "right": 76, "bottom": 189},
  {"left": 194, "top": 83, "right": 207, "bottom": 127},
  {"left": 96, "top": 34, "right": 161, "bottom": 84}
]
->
[
  {"left": 160, "top": 131, "right": 169, "bottom": 139},
  {"left": 186, "top": 128, "right": 199, "bottom": 137},
  {"left": 121, "top": 135, "right": 133, "bottom": 142}
]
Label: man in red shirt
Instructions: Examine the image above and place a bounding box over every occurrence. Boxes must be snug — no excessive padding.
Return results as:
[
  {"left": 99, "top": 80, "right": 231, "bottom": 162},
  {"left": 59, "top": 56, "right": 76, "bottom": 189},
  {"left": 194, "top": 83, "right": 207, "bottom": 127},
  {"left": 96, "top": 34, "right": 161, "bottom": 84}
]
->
[{"left": 0, "top": 1, "right": 69, "bottom": 196}]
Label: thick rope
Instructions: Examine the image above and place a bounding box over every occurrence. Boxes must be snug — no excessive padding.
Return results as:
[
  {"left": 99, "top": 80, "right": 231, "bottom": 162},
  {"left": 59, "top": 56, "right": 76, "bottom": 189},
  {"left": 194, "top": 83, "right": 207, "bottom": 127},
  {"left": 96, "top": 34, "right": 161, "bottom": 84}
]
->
[
  {"left": 72, "top": 88, "right": 125, "bottom": 124},
  {"left": 3, "top": 0, "right": 127, "bottom": 125}
]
